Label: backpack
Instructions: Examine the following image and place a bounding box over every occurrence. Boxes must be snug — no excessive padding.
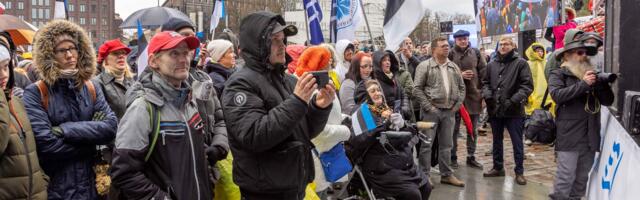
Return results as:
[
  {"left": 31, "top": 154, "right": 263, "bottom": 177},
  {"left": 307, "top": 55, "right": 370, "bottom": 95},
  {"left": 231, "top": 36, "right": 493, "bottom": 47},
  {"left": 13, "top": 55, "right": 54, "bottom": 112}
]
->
[
  {"left": 35, "top": 80, "right": 96, "bottom": 111},
  {"left": 524, "top": 89, "right": 556, "bottom": 144},
  {"left": 144, "top": 100, "right": 161, "bottom": 162}
]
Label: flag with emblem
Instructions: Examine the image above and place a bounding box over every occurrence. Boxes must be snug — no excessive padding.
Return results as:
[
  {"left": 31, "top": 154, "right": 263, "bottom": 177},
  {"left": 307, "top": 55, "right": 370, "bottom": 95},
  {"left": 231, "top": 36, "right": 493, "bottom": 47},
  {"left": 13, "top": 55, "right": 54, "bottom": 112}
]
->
[
  {"left": 303, "top": 0, "right": 324, "bottom": 45},
  {"left": 330, "top": 0, "right": 364, "bottom": 42}
]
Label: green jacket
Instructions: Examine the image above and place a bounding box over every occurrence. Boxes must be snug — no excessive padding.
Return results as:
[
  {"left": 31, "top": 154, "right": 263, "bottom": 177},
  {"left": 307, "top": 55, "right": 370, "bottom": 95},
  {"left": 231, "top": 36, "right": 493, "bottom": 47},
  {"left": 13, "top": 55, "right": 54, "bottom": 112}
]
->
[
  {"left": 413, "top": 58, "right": 466, "bottom": 112},
  {"left": 0, "top": 92, "right": 49, "bottom": 200}
]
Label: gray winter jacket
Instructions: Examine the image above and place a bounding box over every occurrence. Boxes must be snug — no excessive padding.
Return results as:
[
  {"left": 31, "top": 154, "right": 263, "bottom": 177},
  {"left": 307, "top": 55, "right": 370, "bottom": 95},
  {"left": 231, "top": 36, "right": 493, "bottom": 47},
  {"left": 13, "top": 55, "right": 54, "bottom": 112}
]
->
[{"left": 413, "top": 58, "right": 466, "bottom": 112}]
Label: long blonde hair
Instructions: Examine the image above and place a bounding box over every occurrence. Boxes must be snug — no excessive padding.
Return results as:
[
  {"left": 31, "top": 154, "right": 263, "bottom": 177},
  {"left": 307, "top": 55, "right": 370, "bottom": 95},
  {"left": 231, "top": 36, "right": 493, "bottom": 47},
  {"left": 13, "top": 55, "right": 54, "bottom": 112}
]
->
[{"left": 102, "top": 60, "right": 133, "bottom": 79}]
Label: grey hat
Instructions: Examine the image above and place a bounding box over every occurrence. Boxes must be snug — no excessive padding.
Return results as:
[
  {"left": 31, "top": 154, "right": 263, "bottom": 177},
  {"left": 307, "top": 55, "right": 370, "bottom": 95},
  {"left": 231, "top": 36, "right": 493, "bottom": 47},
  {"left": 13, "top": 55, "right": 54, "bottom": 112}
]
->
[{"left": 555, "top": 40, "right": 598, "bottom": 60}]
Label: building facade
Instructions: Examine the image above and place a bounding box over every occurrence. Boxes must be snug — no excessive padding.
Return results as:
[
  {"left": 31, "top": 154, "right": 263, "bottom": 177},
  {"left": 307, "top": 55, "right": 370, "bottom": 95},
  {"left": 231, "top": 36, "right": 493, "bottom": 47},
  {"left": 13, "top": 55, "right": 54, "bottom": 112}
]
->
[
  {"left": 2, "top": 0, "right": 117, "bottom": 48},
  {"left": 163, "top": 0, "right": 284, "bottom": 40}
]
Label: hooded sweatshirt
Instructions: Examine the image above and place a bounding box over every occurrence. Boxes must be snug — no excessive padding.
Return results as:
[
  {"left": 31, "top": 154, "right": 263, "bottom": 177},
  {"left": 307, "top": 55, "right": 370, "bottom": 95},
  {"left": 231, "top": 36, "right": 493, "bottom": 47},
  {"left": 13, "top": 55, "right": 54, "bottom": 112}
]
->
[{"left": 335, "top": 40, "right": 354, "bottom": 83}]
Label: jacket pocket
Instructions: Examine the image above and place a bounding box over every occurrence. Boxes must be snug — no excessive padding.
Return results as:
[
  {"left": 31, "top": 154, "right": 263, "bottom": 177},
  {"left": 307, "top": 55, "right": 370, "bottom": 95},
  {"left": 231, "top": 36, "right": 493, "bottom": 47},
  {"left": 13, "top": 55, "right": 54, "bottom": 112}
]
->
[{"left": 258, "top": 141, "right": 305, "bottom": 190}]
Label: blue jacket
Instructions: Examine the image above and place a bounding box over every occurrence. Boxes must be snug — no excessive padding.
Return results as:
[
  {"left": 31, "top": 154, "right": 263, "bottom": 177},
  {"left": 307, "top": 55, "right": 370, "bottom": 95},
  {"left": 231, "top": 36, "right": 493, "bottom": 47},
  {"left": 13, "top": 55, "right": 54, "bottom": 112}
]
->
[{"left": 23, "top": 79, "right": 117, "bottom": 199}]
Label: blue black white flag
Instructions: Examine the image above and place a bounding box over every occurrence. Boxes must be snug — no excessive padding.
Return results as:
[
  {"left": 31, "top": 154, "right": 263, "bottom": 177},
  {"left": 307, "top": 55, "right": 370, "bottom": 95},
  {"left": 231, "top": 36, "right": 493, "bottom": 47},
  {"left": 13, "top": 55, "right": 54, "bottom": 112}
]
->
[
  {"left": 383, "top": 0, "right": 428, "bottom": 52},
  {"left": 351, "top": 104, "right": 377, "bottom": 136}
]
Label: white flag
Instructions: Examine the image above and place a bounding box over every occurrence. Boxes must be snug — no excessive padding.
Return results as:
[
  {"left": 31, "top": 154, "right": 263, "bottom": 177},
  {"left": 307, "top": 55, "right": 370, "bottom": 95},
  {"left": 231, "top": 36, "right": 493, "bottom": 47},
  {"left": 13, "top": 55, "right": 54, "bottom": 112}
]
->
[
  {"left": 330, "top": 0, "right": 364, "bottom": 42},
  {"left": 210, "top": 0, "right": 224, "bottom": 34}
]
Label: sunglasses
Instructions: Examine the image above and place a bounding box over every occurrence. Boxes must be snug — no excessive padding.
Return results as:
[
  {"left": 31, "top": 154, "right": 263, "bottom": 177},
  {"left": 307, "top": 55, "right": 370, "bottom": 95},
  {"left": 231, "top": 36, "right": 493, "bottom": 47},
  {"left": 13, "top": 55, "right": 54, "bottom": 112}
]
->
[{"left": 573, "top": 49, "right": 587, "bottom": 56}]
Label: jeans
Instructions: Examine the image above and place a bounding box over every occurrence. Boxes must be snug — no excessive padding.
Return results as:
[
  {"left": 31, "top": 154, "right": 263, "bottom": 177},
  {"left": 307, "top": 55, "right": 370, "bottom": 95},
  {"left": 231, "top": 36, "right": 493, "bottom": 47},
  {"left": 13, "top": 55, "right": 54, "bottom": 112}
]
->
[
  {"left": 489, "top": 117, "right": 525, "bottom": 174},
  {"left": 452, "top": 113, "right": 480, "bottom": 161},
  {"left": 418, "top": 109, "right": 456, "bottom": 177}
]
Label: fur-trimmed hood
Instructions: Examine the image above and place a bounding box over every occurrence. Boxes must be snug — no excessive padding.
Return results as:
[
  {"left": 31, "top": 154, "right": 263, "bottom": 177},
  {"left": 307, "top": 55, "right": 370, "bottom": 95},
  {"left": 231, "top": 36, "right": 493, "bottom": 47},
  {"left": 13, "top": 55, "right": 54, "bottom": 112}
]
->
[{"left": 33, "top": 20, "right": 96, "bottom": 87}]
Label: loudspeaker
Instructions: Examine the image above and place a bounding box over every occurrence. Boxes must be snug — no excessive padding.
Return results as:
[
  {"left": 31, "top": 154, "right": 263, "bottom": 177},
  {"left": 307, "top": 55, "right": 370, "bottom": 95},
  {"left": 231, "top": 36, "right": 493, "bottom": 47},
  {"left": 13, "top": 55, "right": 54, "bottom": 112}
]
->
[
  {"left": 606, "top": 0, "right": 640, "bottom": 114},
  {"left": 518, "top": 30, "right": 537, "bottom": 60}
]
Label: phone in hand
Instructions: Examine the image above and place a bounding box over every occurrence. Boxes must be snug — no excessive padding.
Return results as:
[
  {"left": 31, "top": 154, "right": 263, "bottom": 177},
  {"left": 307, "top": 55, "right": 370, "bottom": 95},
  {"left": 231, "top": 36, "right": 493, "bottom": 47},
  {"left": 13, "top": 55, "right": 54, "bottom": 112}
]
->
[{"left": 310, "top": 71, "right": 329, "bottom": 89}]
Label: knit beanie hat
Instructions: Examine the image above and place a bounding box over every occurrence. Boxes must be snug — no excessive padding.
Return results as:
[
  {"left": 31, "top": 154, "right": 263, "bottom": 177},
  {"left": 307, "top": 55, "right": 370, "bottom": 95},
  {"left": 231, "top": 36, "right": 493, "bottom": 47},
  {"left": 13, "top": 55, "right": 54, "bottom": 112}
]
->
[{"left": 206, "top": 39, "right": 234, "bottom": 62}]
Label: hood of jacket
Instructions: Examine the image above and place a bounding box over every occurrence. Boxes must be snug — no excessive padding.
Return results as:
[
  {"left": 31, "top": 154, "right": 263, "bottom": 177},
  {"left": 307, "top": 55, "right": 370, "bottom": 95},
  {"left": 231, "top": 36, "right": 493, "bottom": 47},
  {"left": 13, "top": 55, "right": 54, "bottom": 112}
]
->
[
  {"left": 495, "top": 50, "right": 521, "bottom": 63},
  {"left": 335, "top": 40, "right": 353, "bottom": 64},
  {"left": 238, "top": 11, "right": 289, "bottom": 73},
  {"left": 372, "top": 50, "right": 399, "bottom": 84},
  {"left": 33, "top": 20, "right": 96, "bottom": 87},
  {"left": 525, "top": 42, "right": 546, "bottom": 61}
]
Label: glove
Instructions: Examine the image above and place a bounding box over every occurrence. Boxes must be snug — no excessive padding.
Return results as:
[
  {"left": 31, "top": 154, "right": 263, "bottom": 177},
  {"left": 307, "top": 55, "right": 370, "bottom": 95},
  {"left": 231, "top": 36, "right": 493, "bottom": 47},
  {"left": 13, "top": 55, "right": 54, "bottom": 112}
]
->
[
  {"left": 52, "top": 126, "right": 64, "bottom": 137},
  {"left": 206, "top": 145, "right": 227, "bottom": 164},
  {"left": 498, "top": 100, "right": 513, "bottom": 115},
  {"left": 92, "top": 111, "right": 106, "bottom": 121},
  {"left": 389, "top": 113, "right": 405, "bottom": 130}
]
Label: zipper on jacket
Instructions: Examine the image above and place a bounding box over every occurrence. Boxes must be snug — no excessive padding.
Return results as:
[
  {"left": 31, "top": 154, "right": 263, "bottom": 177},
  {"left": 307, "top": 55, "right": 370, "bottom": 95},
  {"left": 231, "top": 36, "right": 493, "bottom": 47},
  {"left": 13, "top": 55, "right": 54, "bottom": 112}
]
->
[
  {"left": 162, "top": 131, "right": 166, "bottom": 145},
  {"left": 181, "top": 113, "right": 201, "bottom": 200}
]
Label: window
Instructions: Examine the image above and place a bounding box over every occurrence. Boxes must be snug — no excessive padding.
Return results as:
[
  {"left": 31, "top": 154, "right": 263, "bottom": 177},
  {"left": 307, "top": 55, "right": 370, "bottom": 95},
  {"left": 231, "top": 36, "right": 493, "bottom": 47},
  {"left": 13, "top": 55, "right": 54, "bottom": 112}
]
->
[
  {"left": 39, "top": 8, "right": 43, "bottom": 19},
  {"left": 69, "top": 17, "right": 74, "bottom": 22},
  {"left": 45, "top": 0, "right": 49, "bottom": 6},
  {"left": 18, "top": 2, "right": 24, "bottom": 9},
  {"left": 102, "top": 19, "right": 107, "bottom": 26},
  {"left": 91, "top": 31, "right": 97, "bottom": 38},
  {"left": 45, "top": 9, "right": 49, "bottom": 19},
  {"left": 5, "top": 2, "right": 11, "bottom": 9},
  {"left": 68, "top": 4, "right": 74, "bottom": 12},
  {"left": 18, "top": 15, "right": 24, "bottom": 20},
  {"left": 80, "top": 4, "right": 85, "bottom": 12},
  {"left": 32, "top": 8, "right": 37, "bottom": 18},
  {"left": 32, "top": 0, "right": 37, "bottom": 6},
  {"left": 39, "top": 0, "right": 43, "bottom": 6},
  {"left": 88, "top": 31, "right": 92, "bottom": 38},
  {"left": 91, "top": 18, "right": 96, "bottom": 25},
  {"left": 80, "top": 18, "right": 85, "bottom": 25},
  {"left": 91, "top": 5, "right": 96, "bottom": 12}
]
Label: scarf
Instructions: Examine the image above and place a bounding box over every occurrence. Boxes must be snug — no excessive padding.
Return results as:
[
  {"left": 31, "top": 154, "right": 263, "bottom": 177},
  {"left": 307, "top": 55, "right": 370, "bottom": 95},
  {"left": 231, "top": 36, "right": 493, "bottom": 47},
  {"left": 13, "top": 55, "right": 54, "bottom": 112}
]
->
[{"left": 60, "top": 69, "right": 79, "bottom": 79}]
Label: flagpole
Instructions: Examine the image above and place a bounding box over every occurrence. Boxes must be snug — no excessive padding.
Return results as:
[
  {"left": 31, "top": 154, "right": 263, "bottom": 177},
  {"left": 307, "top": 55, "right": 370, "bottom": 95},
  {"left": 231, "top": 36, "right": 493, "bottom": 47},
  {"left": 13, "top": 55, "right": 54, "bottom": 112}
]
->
[
  {"left": 303, "top": 6, "right": 311, "bottom": 45},
  {"left": 359, "top": 0, "right": 375, "bottom": 50}
]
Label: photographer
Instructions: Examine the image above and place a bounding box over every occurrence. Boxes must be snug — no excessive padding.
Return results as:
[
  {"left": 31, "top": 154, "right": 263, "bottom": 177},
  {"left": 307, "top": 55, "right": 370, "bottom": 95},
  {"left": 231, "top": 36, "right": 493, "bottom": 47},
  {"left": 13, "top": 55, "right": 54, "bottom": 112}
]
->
[{"left": 547, "top": 38, "right": 614, "bottom": 200}]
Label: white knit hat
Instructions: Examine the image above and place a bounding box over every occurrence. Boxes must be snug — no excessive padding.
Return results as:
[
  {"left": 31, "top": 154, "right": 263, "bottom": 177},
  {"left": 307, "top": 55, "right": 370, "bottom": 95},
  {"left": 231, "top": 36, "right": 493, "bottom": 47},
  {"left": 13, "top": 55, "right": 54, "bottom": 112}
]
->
[{"left": 206, "top": 39, "right": 234, "bottom": 62}]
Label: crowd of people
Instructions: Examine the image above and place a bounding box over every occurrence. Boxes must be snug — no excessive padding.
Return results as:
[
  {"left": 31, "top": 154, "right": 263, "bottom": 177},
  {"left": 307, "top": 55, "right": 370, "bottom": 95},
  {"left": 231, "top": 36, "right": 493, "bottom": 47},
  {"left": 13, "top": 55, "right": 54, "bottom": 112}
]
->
[{"left": 0, "top": 8, "right": 613, "bottom": 200}]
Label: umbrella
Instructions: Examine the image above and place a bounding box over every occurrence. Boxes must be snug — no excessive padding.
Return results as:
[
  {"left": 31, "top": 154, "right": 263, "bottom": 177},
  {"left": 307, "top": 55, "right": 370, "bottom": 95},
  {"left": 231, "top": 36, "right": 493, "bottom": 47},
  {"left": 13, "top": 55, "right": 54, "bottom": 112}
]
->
[
  {"left": 0, "top": 15, "right": 38, "bottom": 45},
  {"left": 120, "top": 7, "right": 193, "bottom": 29}
]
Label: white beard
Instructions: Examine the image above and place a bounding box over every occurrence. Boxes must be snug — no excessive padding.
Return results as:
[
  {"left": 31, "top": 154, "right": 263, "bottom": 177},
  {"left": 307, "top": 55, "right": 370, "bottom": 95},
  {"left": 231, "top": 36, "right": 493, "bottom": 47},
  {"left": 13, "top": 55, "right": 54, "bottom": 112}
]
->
[{"left": 562, "top": 59, "right": 595, "bottom": 78}]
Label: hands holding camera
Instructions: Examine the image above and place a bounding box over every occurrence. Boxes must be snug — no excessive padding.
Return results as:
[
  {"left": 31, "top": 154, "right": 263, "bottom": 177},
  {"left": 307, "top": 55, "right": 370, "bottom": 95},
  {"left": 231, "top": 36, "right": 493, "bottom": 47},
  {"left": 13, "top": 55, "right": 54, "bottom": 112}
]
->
[
  {"left": 294, "top": 73, "right": 335, "bottom": 109},
  {"left": 583, "top": 70, "right": 597, "bottom": 86}
]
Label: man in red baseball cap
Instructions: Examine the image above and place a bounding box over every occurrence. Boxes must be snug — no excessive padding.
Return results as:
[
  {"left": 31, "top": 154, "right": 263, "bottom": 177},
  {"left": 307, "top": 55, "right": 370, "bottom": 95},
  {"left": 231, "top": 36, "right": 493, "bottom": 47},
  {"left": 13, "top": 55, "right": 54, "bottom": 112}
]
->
[{"left": 111, "top": 31, "right": 217, "bottom": 200}]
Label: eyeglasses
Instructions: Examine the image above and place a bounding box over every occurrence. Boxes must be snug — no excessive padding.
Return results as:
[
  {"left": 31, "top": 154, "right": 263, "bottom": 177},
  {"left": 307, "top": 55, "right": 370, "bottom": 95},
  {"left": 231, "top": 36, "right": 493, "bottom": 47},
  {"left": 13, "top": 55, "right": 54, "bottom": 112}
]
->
[
  {"left": 55, "top": 47, "right": 78, "bottom": 56},
  {"left": 438, "top": 44, "right": 450, "bottom": 48},
  {"left": 109, "top": 51, "right": 128, "bottom": 56},
  {"left": 574, "top": 49, "right": 587, "bottom": 56}
]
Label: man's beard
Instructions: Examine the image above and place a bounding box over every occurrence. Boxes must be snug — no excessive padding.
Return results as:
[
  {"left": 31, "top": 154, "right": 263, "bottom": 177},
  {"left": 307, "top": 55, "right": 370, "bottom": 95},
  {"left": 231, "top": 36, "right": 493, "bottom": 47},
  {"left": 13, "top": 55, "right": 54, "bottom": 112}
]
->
[{"left": 563, "top": 57, "right": 595, "bottom": 78}]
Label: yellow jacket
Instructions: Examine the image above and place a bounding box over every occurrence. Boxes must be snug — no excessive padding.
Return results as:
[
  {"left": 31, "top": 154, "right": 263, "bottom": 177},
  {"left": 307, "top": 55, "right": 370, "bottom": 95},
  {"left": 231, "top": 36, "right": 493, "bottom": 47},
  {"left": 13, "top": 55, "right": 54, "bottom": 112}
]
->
[{"left": 525, "top": 42, "right": 555, "bottom": 116}]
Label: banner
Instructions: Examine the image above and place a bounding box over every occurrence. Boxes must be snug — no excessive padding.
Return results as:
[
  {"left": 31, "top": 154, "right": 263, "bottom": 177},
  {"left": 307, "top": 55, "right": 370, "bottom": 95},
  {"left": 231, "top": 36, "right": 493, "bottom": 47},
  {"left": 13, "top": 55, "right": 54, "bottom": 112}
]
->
[
  {"left": 587, "top": 107, "right": 640, "bottom": 199},
  {"left": 303, "top": 0, "right": 324, "bottom": 45},
  {"left": 474, "top": 0, "right": 560, "bottom": 37}
]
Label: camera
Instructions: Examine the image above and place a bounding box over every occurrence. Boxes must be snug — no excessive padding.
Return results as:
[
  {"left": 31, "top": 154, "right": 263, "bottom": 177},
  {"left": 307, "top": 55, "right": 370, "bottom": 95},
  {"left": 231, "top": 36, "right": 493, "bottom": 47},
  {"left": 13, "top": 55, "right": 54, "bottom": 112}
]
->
[{"left": 596, "top": 72, "right": 618, "bottom": 83}]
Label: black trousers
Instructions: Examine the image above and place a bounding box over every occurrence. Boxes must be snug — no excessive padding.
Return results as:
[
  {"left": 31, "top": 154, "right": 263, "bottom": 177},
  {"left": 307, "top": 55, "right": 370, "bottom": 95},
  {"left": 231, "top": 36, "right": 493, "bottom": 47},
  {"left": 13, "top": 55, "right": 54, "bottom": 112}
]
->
[{"left": 240, "top": 188, "right": 305, "bottom": 200}]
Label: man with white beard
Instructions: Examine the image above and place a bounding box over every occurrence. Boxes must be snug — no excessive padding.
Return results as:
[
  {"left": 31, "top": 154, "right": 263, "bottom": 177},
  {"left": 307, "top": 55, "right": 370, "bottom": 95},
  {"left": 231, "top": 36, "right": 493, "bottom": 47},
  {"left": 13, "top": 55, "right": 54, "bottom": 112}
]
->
[{"left": 547, "top": 37, "right": 614, "bottom": 200}]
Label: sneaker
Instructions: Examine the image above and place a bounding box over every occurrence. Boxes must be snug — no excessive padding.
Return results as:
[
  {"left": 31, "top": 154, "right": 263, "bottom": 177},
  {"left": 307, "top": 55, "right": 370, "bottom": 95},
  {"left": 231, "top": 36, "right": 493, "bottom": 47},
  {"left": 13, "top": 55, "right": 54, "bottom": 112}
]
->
[
  {"left": 466, "top": 157, "right": 483, "bottom": 169},
  {"left": 515, "top": 174, "right": 527, "bottom": 185},
  {"left": 483, "top": 168, "right": 505, "bottom": 177},
  {"left": 441, "top": 175, "right": 465, "bottom": 187},
  {"left": 525, "top": 139, "right": 533, "bottom": 146}
]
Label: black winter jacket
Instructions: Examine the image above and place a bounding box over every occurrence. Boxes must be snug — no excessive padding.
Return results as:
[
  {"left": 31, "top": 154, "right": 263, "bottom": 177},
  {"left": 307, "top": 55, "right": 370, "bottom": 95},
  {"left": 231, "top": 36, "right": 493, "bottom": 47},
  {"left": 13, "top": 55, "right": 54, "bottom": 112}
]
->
[
  {"left": 205, "top": 62, "right": 233, "bottom": 99},
  {"left": 548, "top": 66, "right": 614, "bottom": 151},
  {"left": 221, "top": 11, "right": 332, "bottom": 194},
  {"left": 368, "top": 50, "right": 412, "bottom": 119},
  {"left": 482, "top": 51, "right": 533, "bottom": 118}
]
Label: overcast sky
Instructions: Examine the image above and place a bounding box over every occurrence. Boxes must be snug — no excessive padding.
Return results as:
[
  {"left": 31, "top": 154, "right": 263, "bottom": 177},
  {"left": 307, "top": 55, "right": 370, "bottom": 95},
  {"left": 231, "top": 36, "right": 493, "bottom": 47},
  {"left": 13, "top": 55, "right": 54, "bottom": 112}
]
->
[
  {"left": 115, "top": 0, "right": 165, "bottom": 20},
  {"left": 116, "top": 0, "right": 477, "bottom": 20}
]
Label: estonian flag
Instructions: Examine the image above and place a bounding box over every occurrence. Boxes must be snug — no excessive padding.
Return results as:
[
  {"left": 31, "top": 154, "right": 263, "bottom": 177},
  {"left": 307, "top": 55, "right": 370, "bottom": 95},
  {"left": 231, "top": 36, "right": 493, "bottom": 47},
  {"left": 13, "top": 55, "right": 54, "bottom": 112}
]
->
[
  {"left": 135, "top": 20, "right": 149, "bottom": 77},
  {"left": 210, "top": 0, "right": 225, "bottom": 34},
  {"left": 54, "top": 0, "right": 68, "bottom": 20},
  {"left": 383, "top": 0, "right": 427, "bottom": 52},
  {"left": 351, "top": 104, "right": 378, "bottom": 136}
]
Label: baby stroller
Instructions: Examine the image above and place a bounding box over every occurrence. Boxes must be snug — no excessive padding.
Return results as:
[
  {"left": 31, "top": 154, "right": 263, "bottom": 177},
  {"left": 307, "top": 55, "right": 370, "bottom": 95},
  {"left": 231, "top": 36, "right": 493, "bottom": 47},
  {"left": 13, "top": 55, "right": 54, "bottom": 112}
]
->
[{"left": 339, "top": 122, "right": 435, "bottom": 200}]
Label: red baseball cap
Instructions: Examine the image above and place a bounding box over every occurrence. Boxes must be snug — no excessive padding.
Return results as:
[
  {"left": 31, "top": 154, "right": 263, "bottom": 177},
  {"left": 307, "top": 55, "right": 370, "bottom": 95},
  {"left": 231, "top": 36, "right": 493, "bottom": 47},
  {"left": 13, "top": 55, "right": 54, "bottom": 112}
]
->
[
  {"left": 147, "top": 31, "right": 200, "bottom": 57},
  {"left": 97, "top": 39, "right": 131, "bottom": 64}
]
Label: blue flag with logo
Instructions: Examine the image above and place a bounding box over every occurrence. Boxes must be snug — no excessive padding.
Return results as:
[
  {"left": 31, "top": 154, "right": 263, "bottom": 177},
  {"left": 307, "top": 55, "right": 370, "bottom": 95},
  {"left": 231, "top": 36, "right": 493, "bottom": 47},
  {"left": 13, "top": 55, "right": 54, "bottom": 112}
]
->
[
  {"left": 330, "top": 0, "right": 363, "bottom": 43},
  {"left": 303, "top": 0, "right": 324, "bottom": 45}
]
